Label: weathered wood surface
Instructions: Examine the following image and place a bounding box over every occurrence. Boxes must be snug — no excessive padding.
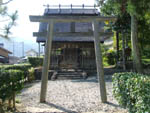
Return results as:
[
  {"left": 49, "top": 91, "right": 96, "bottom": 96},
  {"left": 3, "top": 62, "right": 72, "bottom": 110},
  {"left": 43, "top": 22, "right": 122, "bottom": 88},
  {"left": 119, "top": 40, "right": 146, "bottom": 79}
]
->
[
  {"left": 40, "top": 21, "right": 54, "bottom": 102},
  {"left": 33, "top": 31, "right": 113, "bottom": 37},
  {"left": 92, "top": 20, "right": 107, "bottom": 103},
  {"left": 29, "top": 15, "right": 117, "bottom": 23},
  {"left": 50, "top": 42, "right": 94, "bottom": 50}
]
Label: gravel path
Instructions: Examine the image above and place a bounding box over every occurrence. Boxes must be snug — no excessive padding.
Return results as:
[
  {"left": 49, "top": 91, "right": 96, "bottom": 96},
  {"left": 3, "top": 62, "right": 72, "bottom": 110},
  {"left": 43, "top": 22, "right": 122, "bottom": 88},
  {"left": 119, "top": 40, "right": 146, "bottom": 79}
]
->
[{"left": 17, "top": 76, "right": 127, "bottom": 113}]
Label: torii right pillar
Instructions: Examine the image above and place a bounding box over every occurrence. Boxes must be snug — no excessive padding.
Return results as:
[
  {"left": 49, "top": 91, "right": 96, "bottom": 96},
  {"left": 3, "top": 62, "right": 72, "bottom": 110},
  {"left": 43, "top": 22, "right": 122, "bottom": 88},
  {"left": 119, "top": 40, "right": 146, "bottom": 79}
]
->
[{"left": 92, "top": 20, "right": 107, "bottom": 103}]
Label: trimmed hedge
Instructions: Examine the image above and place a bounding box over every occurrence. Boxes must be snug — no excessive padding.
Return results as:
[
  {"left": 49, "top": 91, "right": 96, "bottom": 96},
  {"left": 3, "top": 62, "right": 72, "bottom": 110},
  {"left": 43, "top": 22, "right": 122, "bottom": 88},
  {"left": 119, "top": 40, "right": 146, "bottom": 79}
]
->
[
  {"left": 113, "top": 72, "right": 150, "bottom": 113},
  {"left": 28, "top": 57, "right": 43, "bottom": 67},
  {"left": 0, "top": 70, "right": 24, "bottom": 102},
  {"left": 0, "top": 64, "right": 31, "bottom": 71},
  {"left": 0, "top": 64, "right": 31, "bottom": 78}
]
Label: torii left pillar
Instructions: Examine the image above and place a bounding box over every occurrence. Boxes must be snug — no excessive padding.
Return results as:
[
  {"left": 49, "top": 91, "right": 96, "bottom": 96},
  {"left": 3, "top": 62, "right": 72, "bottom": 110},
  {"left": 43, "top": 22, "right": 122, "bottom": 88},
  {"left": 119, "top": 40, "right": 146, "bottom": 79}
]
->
[{"left": 40, "top": 21, "right": 54, "bottom": 102}]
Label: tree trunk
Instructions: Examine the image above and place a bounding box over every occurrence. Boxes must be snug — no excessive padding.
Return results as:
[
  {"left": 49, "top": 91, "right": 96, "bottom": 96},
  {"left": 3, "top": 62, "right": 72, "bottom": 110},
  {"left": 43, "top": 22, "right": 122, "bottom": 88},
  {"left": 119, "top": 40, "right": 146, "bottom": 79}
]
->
[
  {"left": 140, "top": 33, "right": 144, "bottom": 51},
  {"left": 131, "top": 14, "right": 143, "bottom": 73},
  {"left": 13, "top": 92, "right": 15, "bottom": 108},
  {"left": 8, "top": 99, "right": 11, "bottom": 108},
  {"left": 122, "top": 32, "right": 126, "bottom": 70},
  {"left": 116, "top": 32, "right": 119, "bottom": 62}
]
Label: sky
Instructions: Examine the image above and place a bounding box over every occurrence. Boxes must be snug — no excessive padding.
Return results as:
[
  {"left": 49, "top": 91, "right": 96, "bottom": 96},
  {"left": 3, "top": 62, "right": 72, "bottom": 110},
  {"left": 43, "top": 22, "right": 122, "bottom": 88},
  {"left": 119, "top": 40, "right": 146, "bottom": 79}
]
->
[{"left": 1, "top": 0, "right": 96, "bottom": 57}]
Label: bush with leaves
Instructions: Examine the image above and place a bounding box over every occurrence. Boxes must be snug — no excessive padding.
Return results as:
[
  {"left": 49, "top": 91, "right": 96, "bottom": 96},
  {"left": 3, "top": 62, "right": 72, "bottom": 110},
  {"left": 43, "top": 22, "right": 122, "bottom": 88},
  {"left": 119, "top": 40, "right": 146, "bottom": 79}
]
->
[
  {"left": 106, "top": 49, "right": 117, "bottom": 65},
  {"left": 28, "top": 67, "right": 35, "bottom": 82},
  {"left": 102, "top": 49, "right": 117, "bottom": 66},
  {"left": 28, "top": 57, "right": 43, "bottom": 67},
  {"left": 0, "top": 64, "right": 31, "bottom": 78},
  {"left": 0, "top": 69, "right": 24, "bottom": 102},
  {"left": 113, "top": 72, "right": 150, "bottom": 113}
]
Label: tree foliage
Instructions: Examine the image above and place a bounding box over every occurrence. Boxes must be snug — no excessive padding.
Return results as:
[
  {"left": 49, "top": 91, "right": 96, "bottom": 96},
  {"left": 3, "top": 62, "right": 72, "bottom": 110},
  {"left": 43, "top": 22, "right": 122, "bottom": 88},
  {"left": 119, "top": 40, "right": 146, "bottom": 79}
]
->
[
  {"left": 98, "top": 0, "right": 150, "bottom": 16},
  {"left": 0, "top": 1, "right": 18, "bottom": 39},
  {"left": 98, "top": 0, "right": 150, "bottom": 72},
  {"left": 99, "top": 0, "right": 150, "bottom": 28},
  {"left": 99, "top": 0, "right": 150, "bottom": 32}
]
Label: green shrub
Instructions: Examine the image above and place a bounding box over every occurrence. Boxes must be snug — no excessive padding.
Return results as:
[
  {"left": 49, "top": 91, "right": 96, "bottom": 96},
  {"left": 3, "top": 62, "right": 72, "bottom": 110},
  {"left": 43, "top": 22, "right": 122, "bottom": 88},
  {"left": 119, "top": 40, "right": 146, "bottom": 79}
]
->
[
  {"left": 4, "top": 64, "right": 31, "bottom": 71},
  {"left": 102, "top": 49, "right": 117, "bottom": 66},
  {"left": 28, "top": 67, "right": 35, "bottom": 82},
  {"left": 0, "top": 64, "right": 31, "bottom": 78},
  {"left": 142, "top": 49, "right": 150, "bottom": 58},
  {"left": 28, "top": 57, "right": 43, "bottom": 67},
  {"left": 113, "top": 72, "right": 150, "bottom": 113},
  {"left": 0, "top": 69, "right": 24, "bottom": 102},
  {"left": 106, "top": 49, "right": 117, "bottom": 65},
  {"left": 103, "top": 57, "right": 110, "bottom": 66}
]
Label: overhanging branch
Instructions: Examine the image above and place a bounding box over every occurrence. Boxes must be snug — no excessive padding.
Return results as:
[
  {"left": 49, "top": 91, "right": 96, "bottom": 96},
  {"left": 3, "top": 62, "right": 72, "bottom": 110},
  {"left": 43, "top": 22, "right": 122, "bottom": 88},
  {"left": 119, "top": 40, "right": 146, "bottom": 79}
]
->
[{"left": 0, "top": 0, "right": 13, "bottom": 5}]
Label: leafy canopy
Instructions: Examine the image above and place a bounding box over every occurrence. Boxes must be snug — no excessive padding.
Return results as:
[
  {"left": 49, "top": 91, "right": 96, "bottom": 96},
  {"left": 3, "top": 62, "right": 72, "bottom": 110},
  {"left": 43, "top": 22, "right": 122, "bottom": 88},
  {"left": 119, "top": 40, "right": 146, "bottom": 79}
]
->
[{"left": 99, "top": 0, "right": 150, "bottom": 18}]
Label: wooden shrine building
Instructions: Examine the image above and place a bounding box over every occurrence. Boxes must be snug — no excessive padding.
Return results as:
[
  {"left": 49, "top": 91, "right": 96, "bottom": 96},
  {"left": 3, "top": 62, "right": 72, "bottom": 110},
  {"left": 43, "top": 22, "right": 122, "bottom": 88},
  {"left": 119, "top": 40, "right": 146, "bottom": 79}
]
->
[
  {"left": 34, "top": 6, "right": 113, "bottom": 71},
  {"left": 30, "top": 5, "right": 116, "bottom": 103}
]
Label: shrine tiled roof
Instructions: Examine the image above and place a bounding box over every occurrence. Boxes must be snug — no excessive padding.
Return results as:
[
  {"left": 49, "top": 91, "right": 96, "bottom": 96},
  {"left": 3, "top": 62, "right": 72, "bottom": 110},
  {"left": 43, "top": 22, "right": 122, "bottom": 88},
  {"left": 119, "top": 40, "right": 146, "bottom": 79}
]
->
[
  {"left": 44, "top": 8, "right": 99, "bottom": 16},
  {"left": 36, "top": 8, "right": 110, "bottom": 43}
]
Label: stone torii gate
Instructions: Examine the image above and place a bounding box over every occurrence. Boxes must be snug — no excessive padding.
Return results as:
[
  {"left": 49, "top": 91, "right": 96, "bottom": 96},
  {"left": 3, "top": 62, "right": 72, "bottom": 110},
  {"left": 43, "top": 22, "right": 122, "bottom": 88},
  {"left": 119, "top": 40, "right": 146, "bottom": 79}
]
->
[{"left": 29, "top": 15, "right": 116, "bottom": 103}]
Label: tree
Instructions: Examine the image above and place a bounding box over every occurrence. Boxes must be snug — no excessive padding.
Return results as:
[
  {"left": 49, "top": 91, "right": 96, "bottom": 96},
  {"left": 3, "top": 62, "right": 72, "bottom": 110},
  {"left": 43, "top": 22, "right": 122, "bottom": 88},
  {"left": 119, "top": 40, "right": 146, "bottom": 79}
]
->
[
  {"left": 0, "top": 0, "right": 13, "bottom": 5},
  {"left": 98, "top": 0, "right": 150, "bottom": 73},
  {"left": 0, "top": 0, "right": 18, "bottom": 39}
]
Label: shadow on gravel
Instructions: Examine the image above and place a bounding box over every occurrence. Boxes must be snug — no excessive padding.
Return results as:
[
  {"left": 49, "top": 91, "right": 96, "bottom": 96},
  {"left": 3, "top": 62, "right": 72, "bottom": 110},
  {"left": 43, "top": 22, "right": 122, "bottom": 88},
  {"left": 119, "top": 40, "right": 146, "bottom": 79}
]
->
[
  {"left": 45, "top": 102, "right": 77, "bottom": 113},
  {"left": 71, "top": 76, "right": 112, "bottom": 83},
  {"left": 21, "top": 80, "right": 41, "bottom": 92},
  {"left": 71, "top": 77, "right": 98, "bottom": 83},
  {"left": 106, "top": 102, "right": 123, "bottom": 108}
]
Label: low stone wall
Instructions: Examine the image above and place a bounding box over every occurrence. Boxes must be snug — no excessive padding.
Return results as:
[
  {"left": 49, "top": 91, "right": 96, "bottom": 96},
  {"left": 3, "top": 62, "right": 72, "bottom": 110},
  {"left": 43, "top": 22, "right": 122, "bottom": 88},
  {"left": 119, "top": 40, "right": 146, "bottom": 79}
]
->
[{"left": 34, "top": 69, "right": 53, "bottom": 80}]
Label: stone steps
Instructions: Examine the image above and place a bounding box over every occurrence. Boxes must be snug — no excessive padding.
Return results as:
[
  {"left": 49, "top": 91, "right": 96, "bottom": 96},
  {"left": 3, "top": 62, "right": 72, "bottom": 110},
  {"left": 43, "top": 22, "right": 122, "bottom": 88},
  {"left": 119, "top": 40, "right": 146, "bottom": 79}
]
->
[{"left": 51, "top": 70, "right": 88, "bottom": 80}]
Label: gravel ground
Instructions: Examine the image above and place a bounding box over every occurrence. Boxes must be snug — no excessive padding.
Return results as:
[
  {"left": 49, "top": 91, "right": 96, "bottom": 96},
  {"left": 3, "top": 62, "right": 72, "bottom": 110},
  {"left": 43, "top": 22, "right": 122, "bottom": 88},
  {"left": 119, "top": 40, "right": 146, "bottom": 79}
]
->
[{"left": 17, "top": 76, "right": 127, "bottom": 113}]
